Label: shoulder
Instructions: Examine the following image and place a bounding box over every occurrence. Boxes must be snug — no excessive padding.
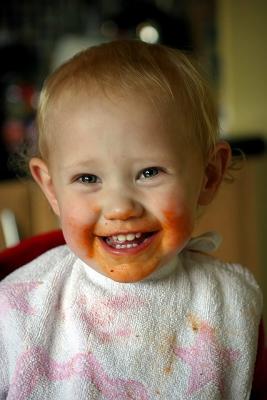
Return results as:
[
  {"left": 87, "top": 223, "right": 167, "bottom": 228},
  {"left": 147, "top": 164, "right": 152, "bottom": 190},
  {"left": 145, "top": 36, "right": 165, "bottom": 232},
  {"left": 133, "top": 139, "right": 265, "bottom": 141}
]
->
[
  {"left": 0, "top": 245, "right": 74, "bottom": 285},
  {"left": 181, "top": 250, "right": 263, "bottom": 310},
  {"left": 0, "top": 245, "right": 78, "bottom": 330}
]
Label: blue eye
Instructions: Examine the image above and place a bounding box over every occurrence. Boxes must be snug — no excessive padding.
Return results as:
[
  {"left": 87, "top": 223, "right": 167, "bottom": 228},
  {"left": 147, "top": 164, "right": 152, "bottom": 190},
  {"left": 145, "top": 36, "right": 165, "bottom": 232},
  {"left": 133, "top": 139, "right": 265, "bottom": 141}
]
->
[
  {"left": 140, "top": 167, "right": 161, "bottom": 179},
  {"left": 78, "top": 174, "right": 99, "bottom": 184}
]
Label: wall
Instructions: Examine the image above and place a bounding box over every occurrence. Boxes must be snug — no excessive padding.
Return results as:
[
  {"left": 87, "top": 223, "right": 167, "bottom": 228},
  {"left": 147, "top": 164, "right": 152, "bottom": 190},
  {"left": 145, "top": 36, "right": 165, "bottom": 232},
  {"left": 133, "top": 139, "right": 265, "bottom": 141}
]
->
[
  {"left": 217, "top": 0, "right": 267, "bottom": 135},
  {"left": 217, "top": 0, "right": 267, "bottom": 323}
]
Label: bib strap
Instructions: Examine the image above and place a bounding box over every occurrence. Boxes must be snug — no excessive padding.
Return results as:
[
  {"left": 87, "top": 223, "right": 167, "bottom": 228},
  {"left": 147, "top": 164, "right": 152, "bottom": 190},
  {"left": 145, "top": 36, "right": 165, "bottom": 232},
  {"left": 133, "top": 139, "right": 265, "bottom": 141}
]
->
[{"left": 185, "top": 231, "right": 222, "bottom": 253}]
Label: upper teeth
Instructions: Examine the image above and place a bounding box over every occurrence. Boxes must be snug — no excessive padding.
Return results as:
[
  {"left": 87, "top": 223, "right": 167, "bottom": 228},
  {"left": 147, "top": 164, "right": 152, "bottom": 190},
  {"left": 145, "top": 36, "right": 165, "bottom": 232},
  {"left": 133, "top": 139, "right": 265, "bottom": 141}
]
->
[{"left": 112, "top": 232, "right": 142, "bottom": 242}]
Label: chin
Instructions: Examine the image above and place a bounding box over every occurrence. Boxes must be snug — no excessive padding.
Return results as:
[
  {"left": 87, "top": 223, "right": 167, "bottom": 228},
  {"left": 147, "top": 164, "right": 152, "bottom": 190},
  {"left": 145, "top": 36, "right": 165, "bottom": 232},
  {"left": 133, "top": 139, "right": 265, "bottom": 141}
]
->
[
  {"left": 106, "top": 273, "right": 147, "bottom": 284},
  {"left": 102, "top": 261, "right": 159, "bottom": 283}
]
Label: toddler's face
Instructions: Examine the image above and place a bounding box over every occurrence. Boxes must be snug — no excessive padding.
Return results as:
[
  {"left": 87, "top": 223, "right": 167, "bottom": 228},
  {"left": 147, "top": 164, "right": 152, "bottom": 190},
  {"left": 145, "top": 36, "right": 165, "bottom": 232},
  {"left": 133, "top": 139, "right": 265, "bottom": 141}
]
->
[{"left": 39, "top": 92, "right": 206, "bottom": 282}]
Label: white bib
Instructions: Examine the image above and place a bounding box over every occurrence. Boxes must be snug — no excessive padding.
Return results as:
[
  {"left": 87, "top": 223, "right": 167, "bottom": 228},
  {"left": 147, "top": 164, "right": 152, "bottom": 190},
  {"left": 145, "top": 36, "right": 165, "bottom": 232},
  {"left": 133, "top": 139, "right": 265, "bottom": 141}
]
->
[{"left": 0, "top": 233, "right": 262, "bottom": 399}]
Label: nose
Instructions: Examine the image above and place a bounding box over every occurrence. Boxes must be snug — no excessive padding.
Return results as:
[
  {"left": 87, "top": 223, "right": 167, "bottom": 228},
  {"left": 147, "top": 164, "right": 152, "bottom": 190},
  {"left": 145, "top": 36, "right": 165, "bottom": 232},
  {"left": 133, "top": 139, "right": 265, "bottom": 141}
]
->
[{"left": 103, "top": 191, "right": 144, "bottom": 221}]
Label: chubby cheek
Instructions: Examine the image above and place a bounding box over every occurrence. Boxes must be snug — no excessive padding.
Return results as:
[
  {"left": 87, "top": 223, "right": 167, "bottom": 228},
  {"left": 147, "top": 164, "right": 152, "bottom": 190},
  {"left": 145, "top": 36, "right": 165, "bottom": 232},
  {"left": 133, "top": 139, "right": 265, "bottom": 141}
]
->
[
  {"left": 160, "top": 208, "right": 194, "bottom": 254},
  {"left": 59, "top": 206, "right": 98, "bottom": 260},
  {"left": 64, "top": 224, "right": 94, "bottom": 258}
]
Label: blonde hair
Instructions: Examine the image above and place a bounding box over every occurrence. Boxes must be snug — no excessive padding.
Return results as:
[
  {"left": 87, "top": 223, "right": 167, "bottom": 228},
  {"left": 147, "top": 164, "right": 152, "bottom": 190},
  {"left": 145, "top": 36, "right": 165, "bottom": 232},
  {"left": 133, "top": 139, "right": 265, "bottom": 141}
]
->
[{"left": 37, "top": 39, "right": 219, "bottom": 161}]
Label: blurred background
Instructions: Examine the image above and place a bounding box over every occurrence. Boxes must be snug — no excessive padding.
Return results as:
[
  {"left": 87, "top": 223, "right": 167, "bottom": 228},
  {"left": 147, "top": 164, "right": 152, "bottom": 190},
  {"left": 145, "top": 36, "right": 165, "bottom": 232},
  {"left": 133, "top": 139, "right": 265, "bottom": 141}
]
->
[{"left": 0, "top": 0, "right": 266, "bottom": 320}]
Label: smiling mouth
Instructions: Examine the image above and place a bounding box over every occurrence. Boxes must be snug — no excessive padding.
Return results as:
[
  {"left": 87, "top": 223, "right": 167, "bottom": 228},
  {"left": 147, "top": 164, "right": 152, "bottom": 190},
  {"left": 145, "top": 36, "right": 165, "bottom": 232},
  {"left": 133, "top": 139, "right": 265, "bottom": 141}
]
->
[{"left": 99, "top": 231, "right": 158, "bottom": 253}]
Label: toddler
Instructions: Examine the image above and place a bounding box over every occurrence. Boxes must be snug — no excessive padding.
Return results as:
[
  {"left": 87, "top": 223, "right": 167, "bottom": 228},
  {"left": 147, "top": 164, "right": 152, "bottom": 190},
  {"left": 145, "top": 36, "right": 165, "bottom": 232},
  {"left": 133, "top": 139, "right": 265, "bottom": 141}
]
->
[{"left": 0, "top": 40, "right": 263, "bottom": 399}]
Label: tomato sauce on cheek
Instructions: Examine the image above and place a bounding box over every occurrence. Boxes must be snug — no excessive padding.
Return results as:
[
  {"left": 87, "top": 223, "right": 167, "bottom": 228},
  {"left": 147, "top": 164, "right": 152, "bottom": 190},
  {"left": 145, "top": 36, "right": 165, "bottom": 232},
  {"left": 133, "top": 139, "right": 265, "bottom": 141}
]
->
[
  {"left": 63, "top": 224, "right": 94, "bottom": 257},
  {"left": 161, "top": 209, "right": 193, "bottom": 253},
  {"left": 60, "top": 207, "right": 98, "bottom": 260}
]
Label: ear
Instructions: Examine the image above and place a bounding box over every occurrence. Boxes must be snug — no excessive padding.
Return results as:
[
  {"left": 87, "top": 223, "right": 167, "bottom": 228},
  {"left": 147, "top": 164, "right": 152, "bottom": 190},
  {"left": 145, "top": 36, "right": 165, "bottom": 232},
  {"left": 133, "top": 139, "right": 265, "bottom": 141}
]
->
[
  {"left": 29, "top": 157, "right": 60, "bottom": 216},
  {"left": 198, "top": 141, "right": 232, "bottom": 206}
]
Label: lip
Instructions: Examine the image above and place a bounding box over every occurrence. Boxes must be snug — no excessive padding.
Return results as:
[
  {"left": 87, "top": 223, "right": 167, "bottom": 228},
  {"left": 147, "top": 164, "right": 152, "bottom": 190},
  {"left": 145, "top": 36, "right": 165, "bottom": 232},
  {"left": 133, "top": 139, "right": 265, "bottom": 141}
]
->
[{"left": 98, "top": 231, "right": 160, "bottom": 256}]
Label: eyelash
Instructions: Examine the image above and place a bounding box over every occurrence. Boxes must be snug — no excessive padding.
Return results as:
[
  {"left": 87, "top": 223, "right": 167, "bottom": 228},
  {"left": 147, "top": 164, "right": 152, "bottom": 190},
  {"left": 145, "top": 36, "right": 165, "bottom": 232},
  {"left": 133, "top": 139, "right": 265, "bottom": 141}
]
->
[
  {"left": 137, "top": 167, "right": 164, "bottom": 180},
  {"left": 74, "top": 167, "right": 164, "bottom": 185},
  {"left": 76, "top": 174, "right": 100, "bottom": 184}
]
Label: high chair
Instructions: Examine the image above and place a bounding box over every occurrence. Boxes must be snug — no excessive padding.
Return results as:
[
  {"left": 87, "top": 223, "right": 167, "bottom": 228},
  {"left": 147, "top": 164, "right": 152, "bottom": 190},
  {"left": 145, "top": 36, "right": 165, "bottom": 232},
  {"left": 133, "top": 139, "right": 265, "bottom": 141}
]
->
[{"left": 0, "top": 230, "right": 65, "bottom": 280}]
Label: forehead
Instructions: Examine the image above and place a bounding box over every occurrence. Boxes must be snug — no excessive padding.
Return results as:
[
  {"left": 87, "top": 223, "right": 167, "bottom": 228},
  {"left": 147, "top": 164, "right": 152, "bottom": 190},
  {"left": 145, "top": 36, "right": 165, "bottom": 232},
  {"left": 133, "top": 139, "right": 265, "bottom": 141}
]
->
[
  {"left": 45, "top": 88, "right": 205, "bottom": 174},
  {"left": 48, "top": 88, "right": 194, "bottom": 152},
  {"left": 52, "top": 84, "right": 193, "bottom": 127}
]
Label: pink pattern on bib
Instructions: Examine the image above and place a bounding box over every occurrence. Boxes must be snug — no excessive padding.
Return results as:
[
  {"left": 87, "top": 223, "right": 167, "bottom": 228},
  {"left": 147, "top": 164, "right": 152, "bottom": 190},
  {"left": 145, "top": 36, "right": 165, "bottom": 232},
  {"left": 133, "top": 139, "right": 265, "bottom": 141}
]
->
[
  {"left": 78, "top": 294, "right": 144, "bottom": 342},
  {"left": 174, "top": 320, "right": 240, "bottom": 396},
  {"left": 0, "top": 282, "right": 40, "bottom": 316},
  {"left": 9, "top": 347, "right": 149, "bottom": 400}
]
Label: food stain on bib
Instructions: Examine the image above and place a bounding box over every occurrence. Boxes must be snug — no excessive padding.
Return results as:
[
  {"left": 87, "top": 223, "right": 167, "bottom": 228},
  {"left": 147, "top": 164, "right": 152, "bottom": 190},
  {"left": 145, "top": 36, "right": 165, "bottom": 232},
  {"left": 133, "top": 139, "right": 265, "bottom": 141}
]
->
[
  {"left": 188, "top": 313, "right": 200, "bottom": 332},
  {"left": 159, "top": 333, "right": 177, "bottom": 376}
]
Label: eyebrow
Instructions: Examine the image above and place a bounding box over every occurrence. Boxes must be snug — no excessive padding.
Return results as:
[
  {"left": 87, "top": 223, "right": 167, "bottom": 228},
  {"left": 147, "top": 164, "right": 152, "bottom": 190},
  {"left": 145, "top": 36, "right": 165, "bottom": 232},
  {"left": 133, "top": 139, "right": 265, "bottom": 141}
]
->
[
  {"left": 62, "top": 156, "right": 174, "bottom": 171},
  {"left": 127, "top": 155, "right": 175, "bottom": 163},
  {"left": 61, "top": 159, "right": 101, "bottom": 171}
]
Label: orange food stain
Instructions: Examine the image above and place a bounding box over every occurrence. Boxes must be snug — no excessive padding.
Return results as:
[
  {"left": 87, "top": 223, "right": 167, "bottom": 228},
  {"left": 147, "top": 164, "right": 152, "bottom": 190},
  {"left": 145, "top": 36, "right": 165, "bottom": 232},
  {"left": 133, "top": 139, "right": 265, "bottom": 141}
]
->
[
  {"left": 159, "top": 334, "right": 176, "bottom": 376},
  {"left": 188, "top": 313, "right": 200, "bottom": 332},
  {"left": 163, "top": 366, "right": 172, "bottom": 375},
  {"left": 161, "top": 209, "right": 193, "bottom": 251},
  {"left": 76, "top": 227, "right": 95, "bottom": 258},
  {"left": 66, "top": 222, "right": 162, "bottom": 282},
  {"left": 91, "top": 236, "right": 162, "bottom": 282},
  {"left": 64, "top": 206, "right": 194, "bottom": 282}
]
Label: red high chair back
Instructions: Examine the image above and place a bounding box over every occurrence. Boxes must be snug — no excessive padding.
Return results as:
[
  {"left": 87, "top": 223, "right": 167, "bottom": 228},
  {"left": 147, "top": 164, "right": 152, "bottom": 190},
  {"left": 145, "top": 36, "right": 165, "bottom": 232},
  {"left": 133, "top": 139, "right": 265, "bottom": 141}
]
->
[{"left": 0, "top": 230, "right": 65, "bottom": 281}]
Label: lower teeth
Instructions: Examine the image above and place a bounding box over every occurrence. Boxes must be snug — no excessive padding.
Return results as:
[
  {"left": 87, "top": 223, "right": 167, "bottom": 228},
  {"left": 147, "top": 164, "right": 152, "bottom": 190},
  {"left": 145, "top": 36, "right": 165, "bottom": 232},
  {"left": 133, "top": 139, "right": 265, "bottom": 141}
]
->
[
  {"left": 106, "top": 238, "right": 141, "bottom": 249},
  {"left": 115, "top": 243, "right": 138, "bottom": 249},
  {"left": 105, "top": 233, "right": 153, "bottom": 249}
]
